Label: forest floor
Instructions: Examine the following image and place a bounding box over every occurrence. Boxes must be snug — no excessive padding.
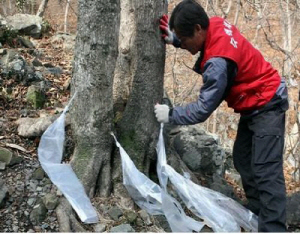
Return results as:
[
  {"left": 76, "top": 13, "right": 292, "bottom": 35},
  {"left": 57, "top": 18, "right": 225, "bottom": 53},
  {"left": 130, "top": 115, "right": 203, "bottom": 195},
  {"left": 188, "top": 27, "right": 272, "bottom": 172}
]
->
[{"left": 1, "top": 31, "right": 300, "bottom": 232}]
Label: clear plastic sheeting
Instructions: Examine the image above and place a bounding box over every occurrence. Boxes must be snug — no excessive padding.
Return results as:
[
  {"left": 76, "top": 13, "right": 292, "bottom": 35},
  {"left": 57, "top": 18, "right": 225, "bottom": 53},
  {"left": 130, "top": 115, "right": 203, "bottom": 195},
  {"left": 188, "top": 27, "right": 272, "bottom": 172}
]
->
[
  {"left": 38, "top": 93, "right": 98, "bottom": 223},
  {"left": 161, "top": 191, "right": 205, "bottom": 232},
  {"left": 156, "top": 123, "right": 258, "bottom": 232},
  {"left": 111, "top": 133, "right": 204, "bottom": 232},
  {"left": 37, "top": 91, "right": 258, "bottom": 230},
  {"left": 111, "top": 133, "right": 163, "bottom": 215},
  {"left": 156, "top": 125, "right": 204, "bottom": 232}
]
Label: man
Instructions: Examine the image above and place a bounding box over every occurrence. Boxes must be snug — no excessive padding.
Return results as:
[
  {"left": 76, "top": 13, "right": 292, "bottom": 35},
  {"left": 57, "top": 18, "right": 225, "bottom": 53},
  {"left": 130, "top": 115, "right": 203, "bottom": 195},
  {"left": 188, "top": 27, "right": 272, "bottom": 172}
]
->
[{"left": 155, "top": 0, "right": 288, "bottom": 232}]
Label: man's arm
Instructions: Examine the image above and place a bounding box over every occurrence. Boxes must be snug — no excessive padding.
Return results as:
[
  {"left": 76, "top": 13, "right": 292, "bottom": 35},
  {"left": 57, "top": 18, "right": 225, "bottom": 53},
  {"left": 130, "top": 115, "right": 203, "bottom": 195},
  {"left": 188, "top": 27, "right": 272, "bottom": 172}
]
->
[{"left": 169, "top": 57, "right": 236, "bottom": 125}]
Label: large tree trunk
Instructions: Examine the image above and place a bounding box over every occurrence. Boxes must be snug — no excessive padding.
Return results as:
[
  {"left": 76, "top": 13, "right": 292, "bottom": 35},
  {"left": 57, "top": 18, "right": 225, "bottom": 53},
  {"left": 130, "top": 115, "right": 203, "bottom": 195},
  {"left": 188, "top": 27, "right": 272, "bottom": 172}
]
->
[
  {"left": 58, "top": 0, "right": 167, "bottom": 229},
  {"left": 70, "top": 0, "right": 120, "bottom": 197},
  {"left": 115, "top": 0, "right": 167, "bottom": 181}
]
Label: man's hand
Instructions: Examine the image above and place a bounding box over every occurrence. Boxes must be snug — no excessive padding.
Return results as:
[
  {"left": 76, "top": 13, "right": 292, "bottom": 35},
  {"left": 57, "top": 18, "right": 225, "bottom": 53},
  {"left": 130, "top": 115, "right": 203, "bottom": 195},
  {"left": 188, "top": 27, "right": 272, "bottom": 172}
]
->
[
  {"left": 159, "top": 15, "right": 174, "bottom": 44},
  {"left": 154, "top": 104, "right": 170, "bottom": 123}
]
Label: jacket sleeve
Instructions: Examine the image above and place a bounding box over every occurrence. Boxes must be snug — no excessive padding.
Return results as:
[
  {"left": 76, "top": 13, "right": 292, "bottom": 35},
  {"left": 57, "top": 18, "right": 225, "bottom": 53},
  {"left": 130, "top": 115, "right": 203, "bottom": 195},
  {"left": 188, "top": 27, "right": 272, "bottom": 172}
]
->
[
  {"left": 169, "top": 57, "right": 229, "bottom": 125},
  {"left": 173, "top": 33, "right": 181, "bottom": 48}
]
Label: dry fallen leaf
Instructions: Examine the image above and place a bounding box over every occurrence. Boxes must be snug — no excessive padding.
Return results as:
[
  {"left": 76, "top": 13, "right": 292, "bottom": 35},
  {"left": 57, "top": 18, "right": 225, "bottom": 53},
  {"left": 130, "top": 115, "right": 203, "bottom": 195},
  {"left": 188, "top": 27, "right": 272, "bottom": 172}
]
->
[{"left": 6, "top": 143, "right": 29, "bottom": 153}]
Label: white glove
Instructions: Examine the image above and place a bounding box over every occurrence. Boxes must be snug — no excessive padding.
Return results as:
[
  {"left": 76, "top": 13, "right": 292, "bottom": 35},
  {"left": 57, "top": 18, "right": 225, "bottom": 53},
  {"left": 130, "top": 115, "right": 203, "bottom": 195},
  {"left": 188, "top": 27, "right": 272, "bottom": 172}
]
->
[
  {"left": 154, "top": 104, "right": 170, "bottom": 123},
  {"left": 159, "top": 15, "right": 174, "bottom": 44}
]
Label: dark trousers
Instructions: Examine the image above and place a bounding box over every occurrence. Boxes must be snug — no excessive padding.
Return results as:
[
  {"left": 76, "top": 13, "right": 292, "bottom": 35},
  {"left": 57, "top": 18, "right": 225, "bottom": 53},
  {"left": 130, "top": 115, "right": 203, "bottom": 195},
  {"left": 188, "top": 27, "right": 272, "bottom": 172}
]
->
[{"left": 233, "top": 101, "right": 288, "bottom": 232}]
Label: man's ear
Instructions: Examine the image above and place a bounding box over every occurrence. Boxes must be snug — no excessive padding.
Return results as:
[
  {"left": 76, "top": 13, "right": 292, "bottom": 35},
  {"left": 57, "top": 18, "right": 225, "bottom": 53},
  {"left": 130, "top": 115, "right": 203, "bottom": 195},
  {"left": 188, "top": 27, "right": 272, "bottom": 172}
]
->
[{"left": 194, "top": 24, "right": 202, "bottom": 33}]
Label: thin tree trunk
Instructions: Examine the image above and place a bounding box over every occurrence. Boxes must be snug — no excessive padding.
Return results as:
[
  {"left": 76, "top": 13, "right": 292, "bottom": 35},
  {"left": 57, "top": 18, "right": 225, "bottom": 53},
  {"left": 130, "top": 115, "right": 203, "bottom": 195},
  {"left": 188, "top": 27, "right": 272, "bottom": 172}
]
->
[
  {"left": 222, "top": 0, "right": 232, "bottom": 18},
  {"left": 30, "top": 0, "right": 36, "bottom": 14},
  {"left": 36, "top": 0, "right": 49, "bottom": 17},
  {"left": 233, "top": 0, "right": 240, "bottom": 26},
  {"left": 212, "top": 109, "right": 217, "bottom": 134},
  {"left": 64, "top": 0, "right": 70, "bottom": 33},
  {"left": 285, "top": 0, "right": 292, "bottom": 80}
]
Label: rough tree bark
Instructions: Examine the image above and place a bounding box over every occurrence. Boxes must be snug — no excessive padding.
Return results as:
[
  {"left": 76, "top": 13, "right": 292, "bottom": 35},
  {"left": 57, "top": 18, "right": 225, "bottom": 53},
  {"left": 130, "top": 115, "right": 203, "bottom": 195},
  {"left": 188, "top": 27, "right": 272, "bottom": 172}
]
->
[
  {"left": 112, "top": 0, "right": 167, "bottom": 193},
  {"left": 56, "top": 0, "right": 120, "bottom": 230},
  {"left": 69, "top": 0, "right": 120, "bottom": 197},
  {"left": 64, "top": 0, "right": 70, "bottom": 33},
  {"left": 57, "top": 0, "right": 169, "bottom": 230}
]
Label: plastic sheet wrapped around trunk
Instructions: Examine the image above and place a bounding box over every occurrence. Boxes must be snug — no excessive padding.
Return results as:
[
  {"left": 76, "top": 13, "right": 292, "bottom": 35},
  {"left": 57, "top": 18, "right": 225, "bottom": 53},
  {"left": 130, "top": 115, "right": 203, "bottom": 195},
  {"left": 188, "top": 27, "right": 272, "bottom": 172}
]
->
[
  {"left": 114, "top": 123, "right": 258, "bottom": 232},
  {"left": 38, "top": 93, "right": 98, "bottom": 223},
  {"left": 156, "top": 123, "right": 258, "bottom": 232},
  {"left": 111, "top": 133, "right": 204, "bottom": 232}
]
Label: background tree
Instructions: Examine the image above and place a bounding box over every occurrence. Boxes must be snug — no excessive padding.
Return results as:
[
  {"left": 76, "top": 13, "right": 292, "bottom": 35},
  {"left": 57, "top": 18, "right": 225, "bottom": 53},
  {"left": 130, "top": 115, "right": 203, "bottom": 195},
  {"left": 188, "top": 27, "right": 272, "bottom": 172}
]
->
[{"left": 36, "top": 0, "right": 49, "bottom": 17}]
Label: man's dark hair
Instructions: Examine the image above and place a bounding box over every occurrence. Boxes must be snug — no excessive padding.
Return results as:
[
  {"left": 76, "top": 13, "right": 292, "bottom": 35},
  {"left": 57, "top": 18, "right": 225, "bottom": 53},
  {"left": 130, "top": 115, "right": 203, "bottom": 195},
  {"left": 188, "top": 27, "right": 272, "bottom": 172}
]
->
[{"left": 169, "top": 0, "right": 209, "bottom": 37}]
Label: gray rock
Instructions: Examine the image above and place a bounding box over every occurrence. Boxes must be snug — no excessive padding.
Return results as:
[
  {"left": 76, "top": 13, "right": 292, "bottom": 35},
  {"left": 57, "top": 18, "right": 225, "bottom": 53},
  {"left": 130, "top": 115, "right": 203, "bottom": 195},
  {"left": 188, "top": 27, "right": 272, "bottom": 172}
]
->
[
  {"left": 49, "top": 216, "right": 56, "bottom": 222},
  {"left": 32, "top": 58, "right": 43, "bottom": 67},
  {"left": 36, "top": 186, "right": 43, "bottom": 192},
  {"left": 0, "top": 178, "right": 8, "bottom": 208},
  {"left": 56, "top": 189, "right": 63, "bottom": 197},
  {"left": 12, "top": 225, "right": 19, "bottom": 232},
  {"left": 14, "top": 174, "right": 21, "bottom": 181},
  {"left": 43, "top": 178, "right": 52, "bottom": 185},
  {"left": 31, "top": 168, "right": 45, "bottom": 180},
  {"left": 34, "top": 71, "right": 43, "bottom": 81},
  {"left": 46, "top": 67, "right": 62, "bottom": 77},
  {"left": 28, "top": 181, "right": 38, "bottom": 191},
  {"left": 33, "top": 226, "right": 42, "bottom": 232},
  {"left": 287, "top": 192, "right": 300, "bottom": 226},
  {"left": 43, "top": 62, "right": 54, "bottom": 68},
  {"left": 108, "top": 206, "right": 123, "bottom": 221},
  {"left": 0, "top": 49, "right": 18, "bottom": 67},
  {"left": 42, "top": 184, "right": 52, "bottom": 193},
  {"left": 16, "top": 181, "right": 24, "bottom": 191},
  {"left": 26, "top": 85, "right": 46, "bottom": 109},
  {"left": 17, "top": 36, "right": 35, "bottom": 48},
  {"left": 17, "top": 115, "right": 56, "bottom": 137},
  {"left": 24, "top": 65, "right": 42, "bottom": 84},
  {"left": 209, "top": 174, "right": 237, "bottom": 200},
  {"left": 172, "top": 126, "right": 226, "bottom": 185},
  {"left": 50, "top": 33, "right": 76, "bottom": 52},
  {"left": 6, "top": 219, "right": 12, "bottom": 225},
  {"left": 6, "top": 14, "right": 43, "bottom": 38},
  {"left": 94, "top": 224, "right": 106, "bottom": 232},
  {"left": 0, "top": 48, "right": 6, "bottom": 55},
  {"left": 135, "top": 217, "right": 144, "bottom": 227},
  {"left": 110, "top": 224, "right": 135, "bottom": 233},
  {"left": 41, "top": 223, "right": 49, "bottom": 229},
  {"left": 42, "top": 193, "right": 58, "bottom": 210},
  {"left": 153, "top": 215, "right": 171, "bottom": 232},
  {"left": 27, "top": 197, "right": 36, "bottom": 206},
  {"left": 138, "top": 210, "right": 152, "bottom": 226},
  {"left": 8, "top": 155, "right": 23, "bottom": 166},
  {"left": 9, "top": 58, "right": 26, "bottom": 79},
  {"left": 125, "top": 210, "right": 138, "bottom": 223},
  {"left": 0, "top": 147, "right": 13, "bottom": 165},
  {"left": 0, "top": 50, "right": 42, "bottom": 85},
  {"left": 29, "top": 202, "right": 47, "bottom": 225},
  {"left": 0, "top": 162, "right": 5, "bottom": 170}
]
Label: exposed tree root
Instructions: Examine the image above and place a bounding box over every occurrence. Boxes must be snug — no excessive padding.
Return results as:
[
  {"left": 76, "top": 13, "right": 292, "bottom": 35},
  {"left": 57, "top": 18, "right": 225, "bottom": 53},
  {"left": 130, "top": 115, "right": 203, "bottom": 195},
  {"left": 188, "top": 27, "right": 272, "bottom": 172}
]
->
[{"left": 56, "top": 197, "right": 87, "bottom": 232}]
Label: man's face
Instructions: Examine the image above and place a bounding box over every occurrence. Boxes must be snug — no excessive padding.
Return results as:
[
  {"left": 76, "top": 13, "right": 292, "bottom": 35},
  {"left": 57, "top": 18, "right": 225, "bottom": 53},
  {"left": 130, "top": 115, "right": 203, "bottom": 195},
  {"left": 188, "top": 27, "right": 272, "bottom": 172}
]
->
[{"left": 175, "top": 24, "right": 205, "bottom": 55}]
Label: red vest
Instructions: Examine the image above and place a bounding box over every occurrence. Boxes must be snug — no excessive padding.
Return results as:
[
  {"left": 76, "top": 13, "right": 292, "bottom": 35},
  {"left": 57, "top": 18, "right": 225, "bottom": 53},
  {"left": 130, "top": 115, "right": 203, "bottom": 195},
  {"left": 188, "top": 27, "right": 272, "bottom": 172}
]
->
[{"left": 200, "top": 17, "right": 280, "bottom": 112}]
